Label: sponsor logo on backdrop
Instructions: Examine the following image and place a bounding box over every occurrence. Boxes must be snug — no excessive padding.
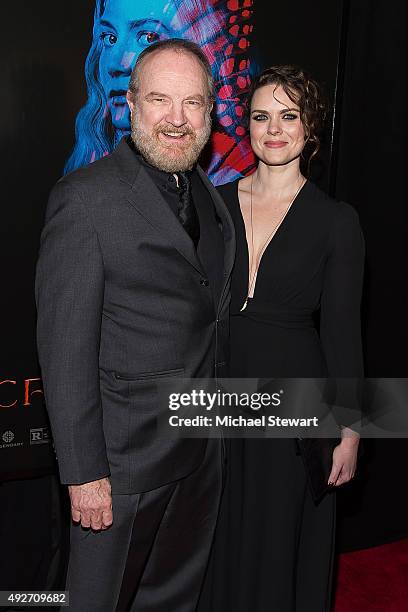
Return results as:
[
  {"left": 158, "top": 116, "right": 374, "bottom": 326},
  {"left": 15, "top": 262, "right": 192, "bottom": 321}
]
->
[
  {"left": 0, "top": 428, "right": 24, "bottom": 450},
  {"left": 2, "top": 430, "right": 14, "bottom": 443},
  {"left": 30, "top": 426, "right": 51, "bottom": 445}
]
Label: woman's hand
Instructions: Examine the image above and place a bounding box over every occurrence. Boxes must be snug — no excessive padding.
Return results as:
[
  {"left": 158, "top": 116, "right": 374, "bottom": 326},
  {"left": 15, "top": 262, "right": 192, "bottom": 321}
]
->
[{"left": 328, "top": 427, "right": 360, "bottom": 487}]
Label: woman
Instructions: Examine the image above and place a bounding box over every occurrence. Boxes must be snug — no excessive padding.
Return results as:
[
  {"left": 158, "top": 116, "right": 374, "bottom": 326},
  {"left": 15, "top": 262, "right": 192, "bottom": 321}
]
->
[{"left": 200, "top": 66, "right": 364, "bottom": 611}]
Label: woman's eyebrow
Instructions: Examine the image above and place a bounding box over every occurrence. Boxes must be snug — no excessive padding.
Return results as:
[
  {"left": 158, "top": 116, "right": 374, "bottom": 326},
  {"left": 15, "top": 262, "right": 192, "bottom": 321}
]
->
[
  {"left": 251, "top": 107, "right": 300, "bottom": 114},
  {"left": 99, "top": 17, "right": 172, "bottom": 32},
  {"left": 279, "top": 107, "right": 300, "bottom": 113},
  {"left": 99, "top": 19, "right": 116, "bottom": 30},
  {"left": 129, "top": 18, "right": 171, "bottom": 32}
]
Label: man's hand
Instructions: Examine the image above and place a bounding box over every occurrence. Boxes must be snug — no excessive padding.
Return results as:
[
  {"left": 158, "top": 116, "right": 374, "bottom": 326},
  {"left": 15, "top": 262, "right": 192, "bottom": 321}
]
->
[
  {"left": 328, "top": 427, "right": 360, "bottom": 487},
  {"left": 68, "top": 477, "right": 113, "bottom": 531}
]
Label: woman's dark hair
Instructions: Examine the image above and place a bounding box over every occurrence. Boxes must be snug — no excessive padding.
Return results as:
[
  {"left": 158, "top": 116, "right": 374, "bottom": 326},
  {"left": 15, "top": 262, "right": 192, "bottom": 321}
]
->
[{"left": 248, "top": 65, "right": 327, "bottom": 171}]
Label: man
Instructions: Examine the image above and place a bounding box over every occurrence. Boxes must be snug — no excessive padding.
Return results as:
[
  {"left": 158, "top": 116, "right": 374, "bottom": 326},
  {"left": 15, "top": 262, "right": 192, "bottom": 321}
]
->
[{"left": 35, "top": 39, "right": 235, "bottom": 611}]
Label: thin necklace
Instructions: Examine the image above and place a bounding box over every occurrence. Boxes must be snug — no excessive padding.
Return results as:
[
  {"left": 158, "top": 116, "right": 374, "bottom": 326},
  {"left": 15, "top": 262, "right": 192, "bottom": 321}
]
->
[{"left": 240, "top": 173, "right": 306, "bottom": 311}]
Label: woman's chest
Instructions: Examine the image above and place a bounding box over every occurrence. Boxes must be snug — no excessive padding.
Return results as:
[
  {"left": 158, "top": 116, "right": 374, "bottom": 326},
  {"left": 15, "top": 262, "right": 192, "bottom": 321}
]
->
[{"left": 234, "top": 209, "right": 331, "bottom": 302}]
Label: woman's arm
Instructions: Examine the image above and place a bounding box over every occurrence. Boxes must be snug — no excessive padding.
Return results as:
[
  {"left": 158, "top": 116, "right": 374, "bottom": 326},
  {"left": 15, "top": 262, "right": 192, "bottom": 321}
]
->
[{"left": 319, "top": 202, "right": 365, "bottom": 485}]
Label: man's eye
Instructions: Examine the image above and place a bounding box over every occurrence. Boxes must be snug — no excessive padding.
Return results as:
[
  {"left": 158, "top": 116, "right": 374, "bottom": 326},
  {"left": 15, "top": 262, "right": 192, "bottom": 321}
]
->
[
  {"left": 252, "top": 114, "right": 268, "bottom": 121},
  {"left": 137, "top": 31, "right": 162, "bottom": 46},
  {"left": 101, "top": 32, "right": 118, "bottom": 47},
  {"left": 186, "top": 100, "right": 201, "bottom": 106}
]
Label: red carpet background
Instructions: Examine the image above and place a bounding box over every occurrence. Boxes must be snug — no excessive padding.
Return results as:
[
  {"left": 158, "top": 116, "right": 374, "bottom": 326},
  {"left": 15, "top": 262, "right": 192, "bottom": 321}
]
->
[{"left": 334, "top": 538, "right": 408, "bottom": 611}]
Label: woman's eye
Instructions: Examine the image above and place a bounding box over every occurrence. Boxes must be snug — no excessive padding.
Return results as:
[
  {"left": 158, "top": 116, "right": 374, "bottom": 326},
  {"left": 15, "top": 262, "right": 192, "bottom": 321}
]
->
[
  {"left": 101, "top": 32, "right": 118, "bottom": 47},
  {"left": 137, "top": 31, "right": 162, "bottom": 46},
  {"left": 283, "top": 113, "right": 298, "bottom": 120},
  {"left": 252, "top": 114, "right": 268, "bottom": 121}
]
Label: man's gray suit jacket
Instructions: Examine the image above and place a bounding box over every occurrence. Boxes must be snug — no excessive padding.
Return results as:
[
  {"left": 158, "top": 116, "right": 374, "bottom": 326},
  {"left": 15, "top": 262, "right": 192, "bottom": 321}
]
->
[{"left": 35, "top": 138, "right": 235, "bottom": 494}]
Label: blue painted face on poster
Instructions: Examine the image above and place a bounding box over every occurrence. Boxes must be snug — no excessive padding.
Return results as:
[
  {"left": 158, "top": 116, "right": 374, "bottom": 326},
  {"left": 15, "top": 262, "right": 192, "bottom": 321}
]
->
[
  {"left": 98, "top": 0, "right": 178, "bottom": 132},
  {"left": 65, "top": 0, "right": 256, "bottom": 184}
]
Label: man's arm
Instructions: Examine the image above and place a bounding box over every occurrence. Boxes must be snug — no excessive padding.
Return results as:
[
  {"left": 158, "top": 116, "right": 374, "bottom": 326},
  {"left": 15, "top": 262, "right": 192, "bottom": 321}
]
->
[{"left": 35, "top": 180, "right": 112, "bottom": 527}]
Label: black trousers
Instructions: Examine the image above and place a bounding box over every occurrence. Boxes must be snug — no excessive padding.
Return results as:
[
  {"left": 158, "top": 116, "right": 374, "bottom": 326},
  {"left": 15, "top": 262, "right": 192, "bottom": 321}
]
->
[{"left": 65, "top": 439, "right": 223, "bottom": 612}]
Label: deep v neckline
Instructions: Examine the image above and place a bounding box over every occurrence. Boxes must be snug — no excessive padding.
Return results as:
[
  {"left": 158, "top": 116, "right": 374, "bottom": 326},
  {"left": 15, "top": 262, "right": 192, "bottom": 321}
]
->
[{"left": 236, "top": 178, "right": 308, "bottom": 304}]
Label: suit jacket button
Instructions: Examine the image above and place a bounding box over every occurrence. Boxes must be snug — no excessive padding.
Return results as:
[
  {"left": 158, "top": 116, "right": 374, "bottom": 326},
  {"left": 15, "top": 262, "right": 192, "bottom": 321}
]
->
[{"left": 200, "top": 278, "right": 209, "bottom": 287}]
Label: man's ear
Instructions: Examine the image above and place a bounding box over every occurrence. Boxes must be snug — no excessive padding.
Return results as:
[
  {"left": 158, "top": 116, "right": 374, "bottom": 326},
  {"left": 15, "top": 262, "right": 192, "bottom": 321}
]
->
[{"left": 126, "top": 91, "right": 135, "bottom": 115}]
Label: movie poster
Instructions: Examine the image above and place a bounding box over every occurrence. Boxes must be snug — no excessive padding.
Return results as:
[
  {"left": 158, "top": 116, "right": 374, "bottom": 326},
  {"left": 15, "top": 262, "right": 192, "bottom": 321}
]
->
[{"left": 64, "top": 0, "right": 257, "bottom": 184}]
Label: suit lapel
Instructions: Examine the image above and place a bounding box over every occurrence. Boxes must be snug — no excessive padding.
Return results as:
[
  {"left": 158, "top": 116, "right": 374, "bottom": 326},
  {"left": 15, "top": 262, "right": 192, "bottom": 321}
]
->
[
  {"left": 114, "top": 140, "right": 206, "bottom": 276},
  {"left": 197, "top": 167, "right": 236, "bottom": 314},
  {"left": 113, "top": 138, "right": 235, "bottom": 300}
]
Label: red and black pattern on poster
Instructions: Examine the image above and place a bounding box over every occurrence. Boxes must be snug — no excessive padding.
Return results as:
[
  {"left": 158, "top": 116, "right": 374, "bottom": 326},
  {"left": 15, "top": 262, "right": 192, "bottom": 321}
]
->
[{"left": 175, "top": 0, "right": 257, "bottom": 181}]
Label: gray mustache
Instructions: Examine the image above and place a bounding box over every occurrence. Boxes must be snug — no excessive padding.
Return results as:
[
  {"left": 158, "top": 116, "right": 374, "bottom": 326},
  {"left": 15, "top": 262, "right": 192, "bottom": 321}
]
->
[{"left": 156, "top": 127, "right": 194, "bottom": 136}]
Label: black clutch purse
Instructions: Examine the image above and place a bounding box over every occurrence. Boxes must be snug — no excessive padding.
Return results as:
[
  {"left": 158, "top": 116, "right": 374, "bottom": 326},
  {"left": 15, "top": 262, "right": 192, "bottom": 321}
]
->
[{"left": 296, "top": 437, "right": 340, "bottom": 503}]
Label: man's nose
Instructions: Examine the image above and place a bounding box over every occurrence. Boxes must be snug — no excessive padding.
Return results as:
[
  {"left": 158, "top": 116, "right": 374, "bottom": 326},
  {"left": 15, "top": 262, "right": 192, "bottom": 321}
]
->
[{"left": 165, "top": 103, "right": 187, "bottom": 127}]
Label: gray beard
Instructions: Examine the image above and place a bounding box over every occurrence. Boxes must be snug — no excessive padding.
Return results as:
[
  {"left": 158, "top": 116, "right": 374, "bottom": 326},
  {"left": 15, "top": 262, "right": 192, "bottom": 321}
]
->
[{"left": 130, "top": 113, "right": 211, "bottom": 173}]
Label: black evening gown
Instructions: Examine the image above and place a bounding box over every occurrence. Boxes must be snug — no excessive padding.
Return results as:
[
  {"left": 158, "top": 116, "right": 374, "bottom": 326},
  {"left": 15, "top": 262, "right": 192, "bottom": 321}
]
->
[{"left": 198, "top": 179, "right": 364, "bottom": 612}]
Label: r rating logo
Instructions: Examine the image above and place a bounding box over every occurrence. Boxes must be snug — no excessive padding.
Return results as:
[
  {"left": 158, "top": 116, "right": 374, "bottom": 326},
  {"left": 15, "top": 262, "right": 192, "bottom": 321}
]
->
[{"left": 30, "top": 427, "right": 51, "bottom": 445}]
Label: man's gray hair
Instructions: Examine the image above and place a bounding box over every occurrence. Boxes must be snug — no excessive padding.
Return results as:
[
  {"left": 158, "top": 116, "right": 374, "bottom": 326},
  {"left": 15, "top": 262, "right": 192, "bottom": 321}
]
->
[{"left": 128, "top": 38, "right": 215, "bottom": 105}]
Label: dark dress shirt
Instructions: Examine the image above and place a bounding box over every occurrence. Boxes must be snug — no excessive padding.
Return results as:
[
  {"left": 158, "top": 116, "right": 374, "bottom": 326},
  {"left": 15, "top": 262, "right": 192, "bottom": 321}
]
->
[{"left": 128, "top": 139, "right": 224, "bottom": 309}]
